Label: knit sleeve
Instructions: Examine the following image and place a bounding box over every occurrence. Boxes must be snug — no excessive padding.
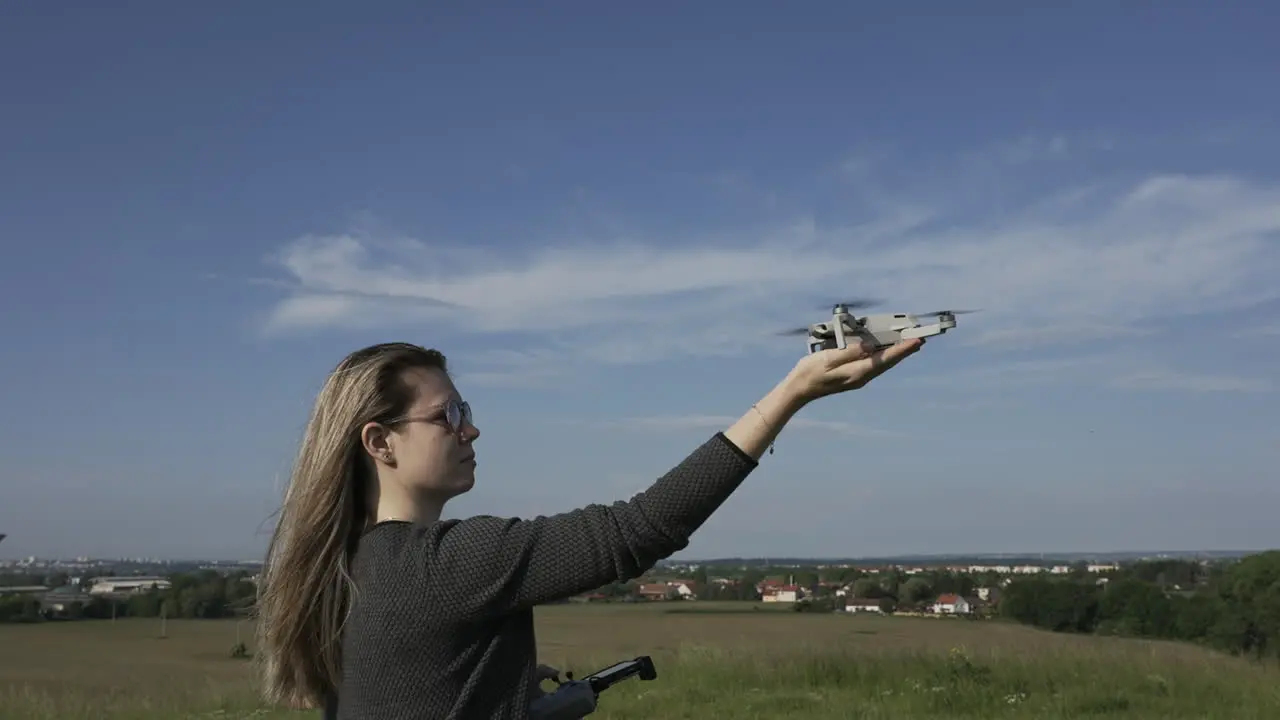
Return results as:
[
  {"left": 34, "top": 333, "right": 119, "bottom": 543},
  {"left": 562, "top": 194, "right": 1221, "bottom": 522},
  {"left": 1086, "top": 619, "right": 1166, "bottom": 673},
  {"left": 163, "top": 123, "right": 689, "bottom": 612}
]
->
[{"left": 414, "top": 432, "right": 757, "bottom": 620}]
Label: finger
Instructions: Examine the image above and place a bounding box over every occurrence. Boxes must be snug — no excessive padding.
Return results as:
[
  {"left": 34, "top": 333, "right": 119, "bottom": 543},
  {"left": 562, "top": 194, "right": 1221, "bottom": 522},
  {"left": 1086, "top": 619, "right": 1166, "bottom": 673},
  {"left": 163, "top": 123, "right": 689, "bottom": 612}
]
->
[
  {"left": 823, "top": 338, "right": 875, "bottom": 368},
  {"left": 857, "top": 338, "right": 924, "bottom": 378},
  {"left": 881, "top": 337, "right": 924, "bottom": 362}
]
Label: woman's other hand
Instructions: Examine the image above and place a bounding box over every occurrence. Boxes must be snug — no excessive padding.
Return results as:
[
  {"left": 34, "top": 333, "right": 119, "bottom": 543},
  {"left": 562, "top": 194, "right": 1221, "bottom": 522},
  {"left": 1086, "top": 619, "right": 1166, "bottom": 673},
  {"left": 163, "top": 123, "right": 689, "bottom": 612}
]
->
[
  {"left": 529, "top": 663, "right": 562, "bottom": 701},
  {"left": 534, "top": 663, "right": 561, "bottom": 685}
]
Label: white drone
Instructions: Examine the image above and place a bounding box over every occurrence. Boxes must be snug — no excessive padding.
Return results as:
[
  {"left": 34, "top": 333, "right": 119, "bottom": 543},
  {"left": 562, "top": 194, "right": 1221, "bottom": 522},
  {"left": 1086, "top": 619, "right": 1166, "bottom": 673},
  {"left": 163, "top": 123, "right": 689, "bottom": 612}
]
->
[{"left": 779, "top": 299, "right": 979, "bottom": 355}]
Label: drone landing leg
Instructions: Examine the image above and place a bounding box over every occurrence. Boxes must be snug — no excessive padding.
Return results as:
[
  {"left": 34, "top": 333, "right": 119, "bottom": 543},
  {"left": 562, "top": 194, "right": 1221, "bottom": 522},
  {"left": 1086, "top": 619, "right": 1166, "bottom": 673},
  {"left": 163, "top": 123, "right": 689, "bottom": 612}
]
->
[{"left": 833, "top": 314, "right": 849, "bottom": 350}]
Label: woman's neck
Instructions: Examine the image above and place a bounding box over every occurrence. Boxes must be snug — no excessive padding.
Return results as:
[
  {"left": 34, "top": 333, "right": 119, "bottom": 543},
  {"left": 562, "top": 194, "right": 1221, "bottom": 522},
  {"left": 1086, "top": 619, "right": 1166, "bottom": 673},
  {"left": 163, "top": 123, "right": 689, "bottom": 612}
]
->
[{"left": 369, "top": 482, "right": 445, "bottom": 527}]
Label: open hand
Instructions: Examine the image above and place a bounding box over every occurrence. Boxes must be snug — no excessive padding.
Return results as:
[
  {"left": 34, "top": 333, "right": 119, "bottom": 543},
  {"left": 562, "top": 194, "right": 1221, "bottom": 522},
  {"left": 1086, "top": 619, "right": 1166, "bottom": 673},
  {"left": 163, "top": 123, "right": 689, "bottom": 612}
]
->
[{"left": 787, "top": 337, "right": 925, "bottom": 403}]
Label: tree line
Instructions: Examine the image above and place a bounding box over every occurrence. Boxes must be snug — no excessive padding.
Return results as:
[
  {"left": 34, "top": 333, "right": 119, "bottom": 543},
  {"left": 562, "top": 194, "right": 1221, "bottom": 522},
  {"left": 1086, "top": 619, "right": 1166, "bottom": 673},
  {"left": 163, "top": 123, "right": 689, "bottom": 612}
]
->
[
  {"left": 583, "top": 561, "right": 990, "bottom": 607},
  {"left": 5, "top": 551, "right": 1277, "bottom": 663},
  {"left": 998, "top": 551, "right": 1279, "bottom": 659},
  {"left": 0, "top": 569, "right": 256, "bottom": 623}
]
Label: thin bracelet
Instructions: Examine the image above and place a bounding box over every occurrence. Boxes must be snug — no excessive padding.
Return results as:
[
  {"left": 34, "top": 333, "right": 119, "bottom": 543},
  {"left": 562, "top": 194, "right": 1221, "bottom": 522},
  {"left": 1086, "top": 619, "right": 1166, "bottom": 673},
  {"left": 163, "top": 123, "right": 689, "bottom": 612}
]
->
[{"left": 751, "top": 404, "right": 776, "bottom": 455}]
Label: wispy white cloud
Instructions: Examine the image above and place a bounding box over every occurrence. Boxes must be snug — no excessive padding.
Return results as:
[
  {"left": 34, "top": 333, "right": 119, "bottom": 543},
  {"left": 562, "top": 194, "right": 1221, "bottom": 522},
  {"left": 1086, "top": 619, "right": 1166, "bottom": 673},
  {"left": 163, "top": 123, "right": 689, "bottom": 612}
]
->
[
  {"left": 904, "top": 354, "right": 1118, "bottom": 391},
  {"left": 255, "top": 138, "right": 1280, "bottom": 387},
  {"left": 963, "top": 323, "right": 1155, "bottom": 349},
  {"left": 906, "top": 351, "right": 1274, "bottom": 395},
  {"left": 966, "top": 133, "right": 1071, "bottom": 167},
  {"left": 450, "top": 348, "right": 567, "bottom": 389},
  {"left": 1108, "top": 369, "right": 1274, "bottom": 394}
]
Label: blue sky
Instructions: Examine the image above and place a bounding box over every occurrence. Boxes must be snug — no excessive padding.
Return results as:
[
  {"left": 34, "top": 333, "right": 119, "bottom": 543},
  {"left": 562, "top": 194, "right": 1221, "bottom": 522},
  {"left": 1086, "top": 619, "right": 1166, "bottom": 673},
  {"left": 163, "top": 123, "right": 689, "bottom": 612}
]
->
[{"left": 2, "top": 2, "right": 1278, "bottom": 560}]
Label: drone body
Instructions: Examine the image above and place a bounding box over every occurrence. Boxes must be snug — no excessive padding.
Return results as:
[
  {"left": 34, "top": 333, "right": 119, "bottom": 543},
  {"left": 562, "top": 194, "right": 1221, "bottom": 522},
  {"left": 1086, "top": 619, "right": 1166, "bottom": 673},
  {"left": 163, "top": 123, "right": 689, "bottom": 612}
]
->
[{"left": 780, "top": 301, "right": 975, "bottom": 355}]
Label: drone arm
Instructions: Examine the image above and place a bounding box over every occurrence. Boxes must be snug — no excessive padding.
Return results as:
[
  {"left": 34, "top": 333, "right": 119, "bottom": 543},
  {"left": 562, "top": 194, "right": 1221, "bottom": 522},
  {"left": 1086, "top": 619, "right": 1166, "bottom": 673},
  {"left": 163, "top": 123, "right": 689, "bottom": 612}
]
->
[{"left": 414, "top": 434, "right": 758, "bottom": 620}]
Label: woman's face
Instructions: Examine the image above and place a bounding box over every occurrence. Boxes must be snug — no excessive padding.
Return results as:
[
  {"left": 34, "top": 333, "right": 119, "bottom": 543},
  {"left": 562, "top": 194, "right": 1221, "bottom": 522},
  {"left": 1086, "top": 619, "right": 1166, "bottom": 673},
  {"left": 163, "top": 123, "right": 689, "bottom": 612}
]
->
[{"left": 380, "top": 365, "right": 480, "bottom": 499}]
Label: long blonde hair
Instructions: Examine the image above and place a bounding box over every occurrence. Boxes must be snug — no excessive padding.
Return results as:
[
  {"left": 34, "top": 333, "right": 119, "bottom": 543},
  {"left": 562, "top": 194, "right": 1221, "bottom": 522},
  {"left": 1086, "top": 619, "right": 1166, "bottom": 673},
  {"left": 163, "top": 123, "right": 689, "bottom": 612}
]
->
[{"left": 255, "top": 343, "right": 448, "bottom": 708}]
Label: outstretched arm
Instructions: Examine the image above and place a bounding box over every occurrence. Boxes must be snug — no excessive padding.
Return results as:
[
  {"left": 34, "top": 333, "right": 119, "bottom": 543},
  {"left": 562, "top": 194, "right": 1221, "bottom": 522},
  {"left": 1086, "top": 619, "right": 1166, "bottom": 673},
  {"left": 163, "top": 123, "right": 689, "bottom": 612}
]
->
[
  {"left": 409, "top": 339, "right": 924, "bottom": 621},
  {"left": 416, "top": 428, "right": 760, "bottom": 620}
]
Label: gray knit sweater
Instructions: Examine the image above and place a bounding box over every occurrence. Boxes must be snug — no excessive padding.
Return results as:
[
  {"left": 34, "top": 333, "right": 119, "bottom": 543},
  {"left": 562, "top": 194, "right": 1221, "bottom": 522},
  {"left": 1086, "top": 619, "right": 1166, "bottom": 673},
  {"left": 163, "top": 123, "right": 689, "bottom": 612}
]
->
[{"left": 329, "top": 432, "right": 757, "bottom": 719}]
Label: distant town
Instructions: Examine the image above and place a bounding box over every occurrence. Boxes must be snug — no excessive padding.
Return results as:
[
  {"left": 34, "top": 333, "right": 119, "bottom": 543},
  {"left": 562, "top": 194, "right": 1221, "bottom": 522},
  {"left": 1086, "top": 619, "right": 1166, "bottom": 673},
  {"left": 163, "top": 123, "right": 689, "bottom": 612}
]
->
[
  {"left": 0, "top": 547, "right": 1258, "bottom": 577},
  {"left": 0, "top": 537, "right": 1263, "bottom": 619},
  {"left": 0, "top": 540, "right": 1259, "bottom": 573},
  {"left": 1, "top": 527, "right": 1275, "bottom": 664}
]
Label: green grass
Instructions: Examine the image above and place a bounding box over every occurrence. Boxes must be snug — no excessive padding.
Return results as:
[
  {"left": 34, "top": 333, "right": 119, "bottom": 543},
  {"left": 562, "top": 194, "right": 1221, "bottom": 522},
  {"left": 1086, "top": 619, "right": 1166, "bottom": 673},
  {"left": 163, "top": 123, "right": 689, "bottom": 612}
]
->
[
  {"left": 589, "top": 646, "right": 1280, "bottom": 719},
  {"left": 659, "top": 602, "right": 795, "bottom": 614},
  {"left": 1, "top": 602, "right": 1277, "bottom": 718}
]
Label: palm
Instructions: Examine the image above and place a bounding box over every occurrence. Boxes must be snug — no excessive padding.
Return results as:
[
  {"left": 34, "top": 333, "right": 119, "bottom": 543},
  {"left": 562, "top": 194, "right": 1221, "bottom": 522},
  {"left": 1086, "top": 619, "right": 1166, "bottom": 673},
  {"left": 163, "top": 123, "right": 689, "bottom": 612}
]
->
[{"left": 791, "top": 337, "right": 924, "bottom": 400}]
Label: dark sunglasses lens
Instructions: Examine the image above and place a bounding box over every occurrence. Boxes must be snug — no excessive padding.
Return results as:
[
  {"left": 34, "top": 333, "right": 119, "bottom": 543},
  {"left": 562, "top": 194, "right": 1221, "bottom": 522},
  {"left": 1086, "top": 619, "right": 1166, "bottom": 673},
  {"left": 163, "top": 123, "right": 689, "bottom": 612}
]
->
[
  {"left": 446, "top": 402, "right": 461, "bottom": 431},
  {"left": 460, "top": 401, "right": 472, "bottom": 426}
]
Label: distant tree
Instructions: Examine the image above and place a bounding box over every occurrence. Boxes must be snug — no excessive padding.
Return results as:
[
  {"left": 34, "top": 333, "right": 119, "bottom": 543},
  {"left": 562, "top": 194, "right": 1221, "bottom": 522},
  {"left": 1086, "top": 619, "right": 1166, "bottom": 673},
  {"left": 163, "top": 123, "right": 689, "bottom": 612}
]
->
[
  {"left": 1000, "top": 577, "right": 1100, "bottom": 633},
  {"left": 832, "top": 567, "right": 863, "bottom": 584},
  {"left": 901, "top": 577, "right": 934, "bottom": 604},
  {"left": 0, "top": 595, "right": 43, "bottom": 623},
  {"left": 1096, "top": 579, "right": 1174, "bottom": 637},
  {"left": 1172, "top": 593, "right": 1223, "bottom": 642},
  {"left": 1123, "top": 559, "right": 1203, "bottom": 589},
  {"left": 692, "top": 566, "right": 709, "bottom": 587},
  {"left": 1210, "top": 551, "right": 1280, "bottom": 658},
  {"left": 992, "top": 551, "right": 1280, "bottom": 659},
  {"left": 879, "top": 571, "right": 903, "bottom": 598},
  {"left": 738, "top": 569, "right": 763, "bottom": 601},
  {"left": 930, "top": 571, "right": 974, "bottom": 597},
  {"left": 794, "top": 570, "right": 819, "bottom": 589},
  {"left": 851, "top": 578, "right": 882, "bottom": 599},
  {"left": 793, "top": 596, "right": 836, "bottom": 613}
]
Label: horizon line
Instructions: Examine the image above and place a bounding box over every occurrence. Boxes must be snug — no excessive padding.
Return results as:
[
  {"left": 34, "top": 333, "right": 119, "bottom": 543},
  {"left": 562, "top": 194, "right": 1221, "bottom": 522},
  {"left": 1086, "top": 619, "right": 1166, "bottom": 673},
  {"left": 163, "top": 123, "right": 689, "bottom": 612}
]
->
[{"left": 3, "top": 548, "right": 1275, "bottom": 564}]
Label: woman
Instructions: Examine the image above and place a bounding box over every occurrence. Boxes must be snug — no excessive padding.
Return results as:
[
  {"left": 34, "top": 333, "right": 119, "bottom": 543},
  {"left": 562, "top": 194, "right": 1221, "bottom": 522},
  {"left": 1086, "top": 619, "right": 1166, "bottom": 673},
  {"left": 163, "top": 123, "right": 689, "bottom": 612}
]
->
[{"left": 255, "top": 337, "right": 925, "bottom": 718}]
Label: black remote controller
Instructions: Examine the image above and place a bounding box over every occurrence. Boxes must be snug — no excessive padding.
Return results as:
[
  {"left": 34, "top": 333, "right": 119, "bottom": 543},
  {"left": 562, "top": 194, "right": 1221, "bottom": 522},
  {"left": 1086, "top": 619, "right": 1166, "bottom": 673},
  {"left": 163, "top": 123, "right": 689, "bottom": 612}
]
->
[{"left": 528, "top": 656, "right": 657, "bottom": 720}]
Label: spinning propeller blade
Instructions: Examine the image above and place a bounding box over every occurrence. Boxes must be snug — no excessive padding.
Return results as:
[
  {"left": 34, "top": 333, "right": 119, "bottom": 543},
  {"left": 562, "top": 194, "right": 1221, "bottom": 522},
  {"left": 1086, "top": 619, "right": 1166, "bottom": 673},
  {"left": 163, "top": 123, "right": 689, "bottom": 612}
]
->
[
  {"left": 822, "top": 298, "right": 881, "bottom": 311},
  {"left": 776, "top": 327, "right": 812, "bottom": 337}
]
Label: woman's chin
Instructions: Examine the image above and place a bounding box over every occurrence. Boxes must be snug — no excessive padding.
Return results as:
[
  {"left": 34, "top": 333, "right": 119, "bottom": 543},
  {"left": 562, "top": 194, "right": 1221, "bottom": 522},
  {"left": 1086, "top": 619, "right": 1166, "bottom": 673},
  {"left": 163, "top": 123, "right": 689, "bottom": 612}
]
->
[{"left": 451, "top": 470, "right": 477, "bottom": 495}]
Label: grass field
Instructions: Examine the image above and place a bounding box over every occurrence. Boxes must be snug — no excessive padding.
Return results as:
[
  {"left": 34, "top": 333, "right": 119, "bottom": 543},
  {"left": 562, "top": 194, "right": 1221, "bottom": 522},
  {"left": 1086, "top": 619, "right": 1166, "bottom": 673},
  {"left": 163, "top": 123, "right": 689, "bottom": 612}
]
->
[{"left": 2, "top": 602, "right": 1278, "bottom": 719}]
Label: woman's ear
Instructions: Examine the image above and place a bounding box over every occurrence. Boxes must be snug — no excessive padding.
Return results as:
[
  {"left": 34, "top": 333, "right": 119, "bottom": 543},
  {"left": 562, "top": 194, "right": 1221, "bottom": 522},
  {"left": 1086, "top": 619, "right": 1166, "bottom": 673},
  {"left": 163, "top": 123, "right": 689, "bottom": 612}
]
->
[{"left": 360, "top": 422, "right": 395, "bottom": 465}]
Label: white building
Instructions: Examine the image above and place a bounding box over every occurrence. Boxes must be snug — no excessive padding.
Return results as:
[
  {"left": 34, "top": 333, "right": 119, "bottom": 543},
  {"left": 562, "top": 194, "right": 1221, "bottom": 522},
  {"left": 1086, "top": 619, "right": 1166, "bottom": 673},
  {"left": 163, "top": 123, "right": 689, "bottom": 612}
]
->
[
  {"left": 667, "top": 582, "right": 695, "bottom": 599},
  {"left": 760, "top": 585, "right": 799, "bottom": 603},
  {"left": 931, "top": 594, "right": 971, "bottom": 614},
  {"left": 87, "top": 576, "right": 170, "bottom": 595},
  {"left": 844, "top": 598, "right": 883, "bottom": 613}
]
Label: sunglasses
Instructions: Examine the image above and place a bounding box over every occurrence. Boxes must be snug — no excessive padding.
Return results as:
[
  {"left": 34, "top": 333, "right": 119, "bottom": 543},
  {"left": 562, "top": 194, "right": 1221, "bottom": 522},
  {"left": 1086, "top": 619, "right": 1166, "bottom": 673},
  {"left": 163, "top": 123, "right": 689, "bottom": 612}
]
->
[{"left": 388, "top": 398, "right": 473, "bottom": 435}]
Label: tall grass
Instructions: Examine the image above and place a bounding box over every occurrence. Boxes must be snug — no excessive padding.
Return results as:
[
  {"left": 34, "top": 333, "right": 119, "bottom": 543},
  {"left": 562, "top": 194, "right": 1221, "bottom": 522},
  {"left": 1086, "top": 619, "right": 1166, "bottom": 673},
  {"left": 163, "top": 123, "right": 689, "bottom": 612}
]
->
[
  {"left": 587, "top": 645, "right": 1280, "bottom": 719},
  {"left": 2, "top": 608, "right": 1278, "bottom": 719},
  {"left": 4, "top": 646, "right": 1278, "bottom": 719}
]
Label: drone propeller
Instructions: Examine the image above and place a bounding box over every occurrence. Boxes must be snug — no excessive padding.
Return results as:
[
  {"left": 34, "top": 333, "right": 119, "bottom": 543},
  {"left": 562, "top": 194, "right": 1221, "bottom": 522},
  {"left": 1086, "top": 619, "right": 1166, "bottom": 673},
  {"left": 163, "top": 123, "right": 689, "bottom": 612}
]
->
[
  {"left": 819, "top": 297, "right": 880, "bottom": 308},
  {"left": 821, "top": 298, "right": 882, "bottom": 311},
  {"left": 914, "top": 308, "right": 982, "bottom": 317},
  {"left": 776, "top": 327, "right": 812, "bottom": 337}
]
